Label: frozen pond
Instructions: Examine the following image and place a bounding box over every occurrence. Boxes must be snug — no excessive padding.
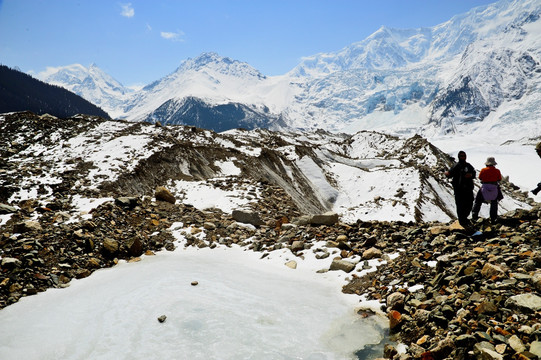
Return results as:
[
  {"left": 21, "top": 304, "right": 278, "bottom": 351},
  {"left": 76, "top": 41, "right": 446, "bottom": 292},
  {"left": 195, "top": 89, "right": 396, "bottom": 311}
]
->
[{"left": 0, "top": 244, "right": 388, "bottom": 360}]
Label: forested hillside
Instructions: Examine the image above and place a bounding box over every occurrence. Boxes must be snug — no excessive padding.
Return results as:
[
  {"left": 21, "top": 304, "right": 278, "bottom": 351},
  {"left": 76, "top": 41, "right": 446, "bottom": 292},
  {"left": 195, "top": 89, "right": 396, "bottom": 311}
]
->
[{"left": 0, "top": 65, "right": 109, "bottom": 119}]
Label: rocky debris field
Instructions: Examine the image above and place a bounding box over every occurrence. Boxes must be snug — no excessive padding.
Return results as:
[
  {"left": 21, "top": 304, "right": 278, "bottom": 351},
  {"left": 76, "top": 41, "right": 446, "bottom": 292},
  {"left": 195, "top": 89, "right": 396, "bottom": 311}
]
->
[
  {"left": 1, "top": 184, "right": 540, "bottom": 360},
  {"left": 1, "top": 112, "right": 540, "bottom": 359}
]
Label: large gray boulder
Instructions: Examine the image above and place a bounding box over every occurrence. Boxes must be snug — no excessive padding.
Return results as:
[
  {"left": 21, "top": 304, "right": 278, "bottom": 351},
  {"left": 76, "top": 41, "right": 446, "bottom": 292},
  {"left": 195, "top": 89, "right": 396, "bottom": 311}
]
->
[
  {"left": 309, "top": 212, "right": 339, "bottom": 226},
  {"left": 232, "top": 210, "right": 264, "bottom": 226}
]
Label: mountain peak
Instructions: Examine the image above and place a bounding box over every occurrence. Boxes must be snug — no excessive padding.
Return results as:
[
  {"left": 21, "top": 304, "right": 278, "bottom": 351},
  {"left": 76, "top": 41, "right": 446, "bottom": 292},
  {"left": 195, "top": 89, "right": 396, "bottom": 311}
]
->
[{"left": 176, "top": 52, "right": 265, "bottom": 79}]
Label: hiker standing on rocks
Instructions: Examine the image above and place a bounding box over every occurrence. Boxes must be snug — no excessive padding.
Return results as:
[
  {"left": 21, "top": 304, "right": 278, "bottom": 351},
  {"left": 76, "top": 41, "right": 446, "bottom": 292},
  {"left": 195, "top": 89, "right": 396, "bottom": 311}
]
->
[
  {"left": 472, "top": 157, "right": 502, "bottom": 224},
  {"left": 532, "top": 142, "right": 541, "bottom": 196},
  {"left": 445, "top": 150, "right": 476, "bottom": 227}
]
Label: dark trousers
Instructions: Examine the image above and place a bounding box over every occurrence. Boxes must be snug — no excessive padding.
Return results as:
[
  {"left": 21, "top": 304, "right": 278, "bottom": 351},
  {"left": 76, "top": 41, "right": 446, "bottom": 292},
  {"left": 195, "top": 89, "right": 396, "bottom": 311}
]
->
[
  {"left": 472, "top": 190, "right": 498, "bottom": 221},
  {"left": 454, "top": 189, "right": 474, "bottom": 225}
]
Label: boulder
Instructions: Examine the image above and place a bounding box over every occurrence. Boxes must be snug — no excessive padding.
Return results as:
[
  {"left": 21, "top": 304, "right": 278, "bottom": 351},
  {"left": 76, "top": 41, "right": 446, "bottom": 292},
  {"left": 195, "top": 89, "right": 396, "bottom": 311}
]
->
[
  {"left": 291, "top": 241, "right": 304, "bottom": 252},
  {"left": 232, "top": 210, "right": 264, "bottom": 226},
  {"left": 103, "top": 238, "right": 119, "bottom": 254},
  {"left": 329, "top": 259, "right": 356, "bottom": 273},
  {"left": 309, "top": 212, "right": 339, "bottom": 226},
  {"left": 0, "top": 204, "right": 17, "bottom": 214},
  {"left": 504, "top": 293, "right": 541, "bottom": 312},
  {"left": 1, "top": 257, "right": 22, "bottom": 270},
  {"left": 155, "top": 186, "right": 176, "bottom": 204},
  {"left": 13, "top": 220, "right": 42, "bottom": 233},
  {"left": 362, "top": 247, "right": 382, "bottom": 260},
  {"left": 115, "top": 197, "right": 139, "bottom": 209}
]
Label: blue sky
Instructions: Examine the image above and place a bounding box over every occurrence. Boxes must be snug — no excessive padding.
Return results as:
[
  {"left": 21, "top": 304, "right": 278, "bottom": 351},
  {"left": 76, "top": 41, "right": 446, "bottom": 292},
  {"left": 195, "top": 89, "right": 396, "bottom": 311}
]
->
[{"left": 0, "top": 0, "right": 498, "bottom": 87}]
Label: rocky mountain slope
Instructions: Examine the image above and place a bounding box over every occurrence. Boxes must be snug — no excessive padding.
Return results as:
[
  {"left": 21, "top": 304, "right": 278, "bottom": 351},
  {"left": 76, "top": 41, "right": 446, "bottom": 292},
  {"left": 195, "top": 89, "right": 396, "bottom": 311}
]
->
[
  {"left": 0, "top": 112, "right": 531, "bottom": 225},
  {"left": 1, "top": 112, "right": 540, "bottom": 360}
]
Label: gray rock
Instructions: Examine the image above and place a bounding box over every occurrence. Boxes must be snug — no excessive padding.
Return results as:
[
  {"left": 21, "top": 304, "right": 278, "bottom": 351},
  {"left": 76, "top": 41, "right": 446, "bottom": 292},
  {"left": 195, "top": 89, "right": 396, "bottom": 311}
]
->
[
  {"left": 103, "top": 238, "right": 119, "bottom": 254},
  {"left": 477, "top": 348, "right": 503, "bottom": 360},
  {"left": 203, "top": 222, "right": 216, "bottom": 230},
  {"left": 115, "top": 197, "right": 138, "bottom": 209},
  {"left": 291, "top": 240, "right": 304, "bottom": 252},
  {"left": 232, "top": 210, "right": 264, "bottom": 226},
  {"left": 532, "top": 272, "right": 541, "bottom": 291},
  {"left": 13, "top": 220, "right": 42, "bottom": 233},
  {"left": 1, "top": 257, "right": 22, "bottom": 269},
  {"left": 309, "top": 212, "right": 339, "bottom": 226},
  {"left": 530, "top": 340, "right": 541, "bottom": 357},
  {"left": 362, "top": 247, "right": 382, "bottom": 260},
  {"left": 0, "top": 204, "right": 17, "bottom": 214},
  {"left": 329, "top": 259, "right": 356, "bottom": 273},
  {"left": 387, "top": 292, "right": 405, "bottom": 311},
  {"left": 505, "top": 293, "right": 541, "bottom": 312},
  {"left": 508, "top": 334, "right": 526, "bottom": 353}
]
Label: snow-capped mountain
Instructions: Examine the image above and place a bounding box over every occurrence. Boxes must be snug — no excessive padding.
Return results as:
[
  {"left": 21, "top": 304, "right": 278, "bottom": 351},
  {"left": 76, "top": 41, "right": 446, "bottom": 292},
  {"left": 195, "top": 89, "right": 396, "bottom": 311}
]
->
[
  {"left": 37, "top": 0, "right": 541, "bottom": 141},
  {"left": 36, "top": 64, "right": 133, "bottom": 118},
  {"left": 120, "top": 53, "right": 288, "bottom": 130},
  {"left": 285, "top": 0, "right": 541, "bottom": 136}
]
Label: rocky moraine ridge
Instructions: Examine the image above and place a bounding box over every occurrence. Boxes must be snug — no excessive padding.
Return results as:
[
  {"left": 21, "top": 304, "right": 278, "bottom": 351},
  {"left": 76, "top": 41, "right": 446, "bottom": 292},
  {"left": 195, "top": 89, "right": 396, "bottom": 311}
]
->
[{"left": 1, "top": 112, "right": 540, "bottom": 359}]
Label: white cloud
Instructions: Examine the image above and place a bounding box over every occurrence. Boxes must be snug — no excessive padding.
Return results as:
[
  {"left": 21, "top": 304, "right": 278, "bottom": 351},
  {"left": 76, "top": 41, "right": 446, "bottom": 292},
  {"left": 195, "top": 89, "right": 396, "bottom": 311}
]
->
[
  {"left": 160, "top": 30, "right": 185, "bottom": 42},
  {"left": 120, "top": 3, "right": 135, "bottom": 18}
]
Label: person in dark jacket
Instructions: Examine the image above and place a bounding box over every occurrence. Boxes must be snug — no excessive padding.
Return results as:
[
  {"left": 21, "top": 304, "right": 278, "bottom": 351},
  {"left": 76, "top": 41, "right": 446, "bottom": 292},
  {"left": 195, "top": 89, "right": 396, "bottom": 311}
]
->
[
  {"left": 532, "top": 142, "right": 541, "bottom": 195},
  {"left": 445, "top": 151, "right": 476, "bottom": 227}
]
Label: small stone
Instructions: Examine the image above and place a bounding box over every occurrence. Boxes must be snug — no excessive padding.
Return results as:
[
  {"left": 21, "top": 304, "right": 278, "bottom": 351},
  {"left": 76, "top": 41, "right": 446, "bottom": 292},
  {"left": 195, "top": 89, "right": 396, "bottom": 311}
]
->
[
  {"left": 291, "top": 241, "right": 304, "bottom": 252},
  {"left": 203, "top": 222, "right": 216, "bottom": 230},
  {"left": 362, "top": 247, "right": 382, "bottom": 260},
  {"left": 0, "top": 203, "right": 17, "bottom": 214},
  {"left": 1, "top": 257, "right": 22, "bottom": 270},
  {"left": 495, "top": 344, "right": 507, "bottom": 354},
  {"left": 387, "top": 292, "right": 405, "bottom": 311},
  {"left": 530, "top": 341, "right": 541, "bottom": 357},
  {"left": 191, "top": 281, "right": 199, "bottom": 286},
  {"left": 388, "top": 310, "right": 402, "bottom": 330},
  {"left": 102, "top": 238, "right": 119, "bottom": 254},
  {"left": 508, "top": 335, "right": 526, "bottom": 353},
  {"left": 416, "top": 335, "right": 429, "bottom": 346},
  {"left": 336, "top": 235, "right": 348, "bottom": 242},
  {"left": 481, "top": 263, "right": 506, "bottom": 279},
  {"left": 158, "top": 315, "right": 167, "bottom": 323},
  {"left": 285, "top": 260, "right": 297, "bottom": 269}
]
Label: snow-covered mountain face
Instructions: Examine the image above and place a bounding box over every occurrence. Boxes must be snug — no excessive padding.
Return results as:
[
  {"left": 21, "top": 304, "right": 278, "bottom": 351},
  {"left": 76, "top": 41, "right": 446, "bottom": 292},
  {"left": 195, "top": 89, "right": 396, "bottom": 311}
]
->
[
  {"left": 36, "top": 64, "right": 133, "bottom": 119},
  {"left": 37, "top": 0, "right": 541, "bottom": 142},
  {"left": 286, "top": 0, "right": 541, "bottom": 136}
]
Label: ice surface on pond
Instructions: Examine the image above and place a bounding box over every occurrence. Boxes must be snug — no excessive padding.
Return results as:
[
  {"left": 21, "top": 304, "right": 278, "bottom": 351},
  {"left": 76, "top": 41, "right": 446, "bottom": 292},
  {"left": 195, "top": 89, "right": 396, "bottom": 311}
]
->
[{"left": 0, "top": 244, "right": 387, "bottom": 360}]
